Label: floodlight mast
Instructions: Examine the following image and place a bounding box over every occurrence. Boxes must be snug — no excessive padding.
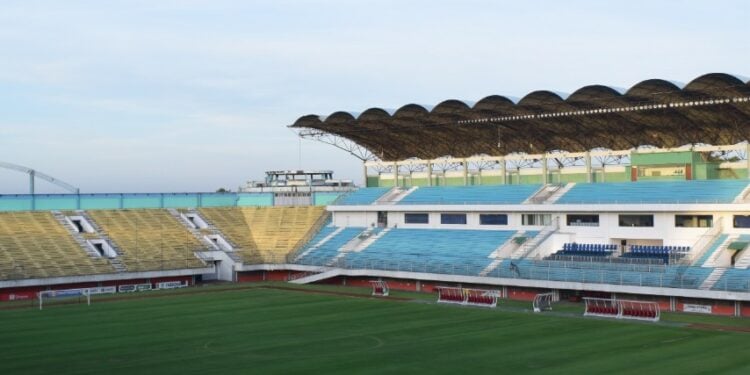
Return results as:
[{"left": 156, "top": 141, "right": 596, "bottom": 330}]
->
[{"left": 0, "top": 161, "right": 80, "bottom": 194}]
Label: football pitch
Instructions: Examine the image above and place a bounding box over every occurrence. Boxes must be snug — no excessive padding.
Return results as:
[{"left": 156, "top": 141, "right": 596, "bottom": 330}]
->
[{"left": 1, "top": 284, "right": 750, "bottom": 375}]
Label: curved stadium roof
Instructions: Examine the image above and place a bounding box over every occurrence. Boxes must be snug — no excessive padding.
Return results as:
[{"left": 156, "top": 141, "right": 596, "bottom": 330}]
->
[{"left": 290, "top": 73, "right": 750, "bottom": 160}]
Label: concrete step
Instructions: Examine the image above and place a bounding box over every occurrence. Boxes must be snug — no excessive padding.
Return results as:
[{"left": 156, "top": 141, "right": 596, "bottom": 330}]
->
[
  {"left": 288, "top": 269, "right": 341, "bottom": 284},
  {"left": 699, "top": 267, "right": 727, "bottom": 290},
  {"left": 479, "top": 259, "right": 503, "bottom": 277}
]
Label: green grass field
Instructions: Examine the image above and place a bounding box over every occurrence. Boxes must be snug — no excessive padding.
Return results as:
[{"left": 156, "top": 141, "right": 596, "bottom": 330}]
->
[{"left": 1, "top": 284, "right": 750, "bottom": 375}]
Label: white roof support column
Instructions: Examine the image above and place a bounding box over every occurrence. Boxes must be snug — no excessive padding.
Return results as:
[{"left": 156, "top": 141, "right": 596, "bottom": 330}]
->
[
  {"left": 462, "top": 158, "right": 468, "bottom": 186},
  {"left": 500, "top": 157, "right": 506, "bottom": 185},
  {"left": 393, "top": 161, "right": 399, "bottom": 188},
  {"left": 427, "top": 161, "right": 433, "bottom": 187}
]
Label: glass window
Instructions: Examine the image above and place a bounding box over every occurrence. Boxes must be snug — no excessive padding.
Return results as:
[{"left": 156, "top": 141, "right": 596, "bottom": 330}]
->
[
  {"left": 618, "top": 214, "right": 654, "bottom": 227},
  {"left": 480, "top": 214, "right": 508, "bottom": 225},
  {"left": 566, "top": 214, "right": 599, "bottom": 227},
  {"left": 522, "top": 214, "right": 551, "bottom": 226},
  {"left": 733, "top": 215, "right": 750, "bottom": 228},
  {"left": 404, "top": 213, "right": 429, "bottom": 224},
  {"left": 675, "top": 215, "right": 713, "bottom": 228},
  {"left": 440, "top": 213, "right": 467, "bottom": 225}
]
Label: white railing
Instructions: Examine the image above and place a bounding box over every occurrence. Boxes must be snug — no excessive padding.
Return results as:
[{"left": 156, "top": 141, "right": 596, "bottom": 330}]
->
[
  {"left": 238, "top": 253, "right": 750, "bottom": 293},
  {"left": 686, "top": 217, "right": 723, "bottom": 264},
  {"left": 511, "top": 218, "right": 559, "bottom": 259}
]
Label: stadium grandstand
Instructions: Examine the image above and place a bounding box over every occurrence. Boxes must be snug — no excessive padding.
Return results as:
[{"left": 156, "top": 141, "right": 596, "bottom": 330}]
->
[{"left": 3, "top": 72, "right": 750, "bottom": 318}]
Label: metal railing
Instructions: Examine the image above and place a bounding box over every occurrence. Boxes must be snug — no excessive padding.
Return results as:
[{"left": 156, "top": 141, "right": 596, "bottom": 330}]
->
[
  {"left": 539, "top": 255, "right": 667, "bottom": 271},
  {"left": 511, "top": 218, "right": 559, "bottom": 259},
  {"left": 266, "top": 253, "right": 750, "bottom": 293},
  {"left": 336, "top": 198, "right": 741, "bottom": 206},
  {"left": 684, "top": 217, "right": 724, "bottom": 265}
]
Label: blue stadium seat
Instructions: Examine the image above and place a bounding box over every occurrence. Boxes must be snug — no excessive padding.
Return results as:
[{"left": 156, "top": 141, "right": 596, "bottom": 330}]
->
[
  {"left": 556, "top": 179, "right": 750, "bottom": 204},
  {"left": 397, "top": 185, "right": 541, "bottom": 205},
  {"left": 342, "top": 228, "right": 529, "bottom": 275},
  {"left": 296, "top": 227, "right": 367, "bottom": 264},
  {"left": 336, "top": 188, "right": 391, "bottom": 205}
]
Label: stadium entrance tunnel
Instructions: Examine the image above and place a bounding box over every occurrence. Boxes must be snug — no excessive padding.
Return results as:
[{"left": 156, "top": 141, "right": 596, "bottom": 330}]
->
[{"left": 87, "top": 239, "right": 117, "bottom": 258}]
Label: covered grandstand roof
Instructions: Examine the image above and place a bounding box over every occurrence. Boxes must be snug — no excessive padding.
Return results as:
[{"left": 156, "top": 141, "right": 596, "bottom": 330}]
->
[{"left": 290, "top": 73, "right": 750, "bottom": 160}]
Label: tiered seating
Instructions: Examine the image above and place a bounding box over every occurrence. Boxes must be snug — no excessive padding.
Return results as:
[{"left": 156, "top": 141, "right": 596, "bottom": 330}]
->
[
  {"left": 0, "top": 212, "right": 115, "bottom": 280},
  {"left": 622, "top": 245, "right": 689, "bottom": 264},
  {"left": 675, "top": 266, "right": 714, "bottom": 288},
  {"left": 497, "top": 259, "right": 713, "bottom": 289},
  {"left": 336, "top": 188, "right": 391, "bottom": 205},
  {"left": 199, "top": 206, "right": 326, "bottom": 263},
  {"left": 88, "top": 209, "right": 207, "bottom": 271},
  {"left": 556, "top": 243, "right": 616, "bottom": 257},
  {"left": 343, "top": 229, "right": 518, "bottom": 275},
  {"left": 712, "top": 268, "right": 750, "bottom": 292},
  {"left": 398, "top": 185, "right": 540, "bottom": 205},
  {"left": 295, "top": 227, "right": 367, "bottom": 265},
  {"left": 556, "top": 179, "right": 750, "bottom": 204}
]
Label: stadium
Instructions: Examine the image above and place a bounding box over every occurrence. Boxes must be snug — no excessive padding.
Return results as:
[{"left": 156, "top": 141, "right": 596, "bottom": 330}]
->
[{"left": 4, "top": 72, "right": 750, "bottom": 373}]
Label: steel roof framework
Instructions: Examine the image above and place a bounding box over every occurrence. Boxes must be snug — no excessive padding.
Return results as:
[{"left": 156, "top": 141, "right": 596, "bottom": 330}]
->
[{"left": 290, "top": 73, "right": 750, "bottom": 162}]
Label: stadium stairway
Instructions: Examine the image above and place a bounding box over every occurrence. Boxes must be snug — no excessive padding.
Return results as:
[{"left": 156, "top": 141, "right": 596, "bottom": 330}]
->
[
  {"left": 524, "top": 183, "right": 571, "bottom": 204},
  {"left": 166, "top": 208, "right": 244, "bottom": 263},
  {"left": 288, "top": 268, "right": 341, "bottom": 284},
  {"left": 700, "top": 267, "right": 728, "bottom": 290},
  {"left": 295, "top": 227, "right": 367, "bottom": 266},
  {"left": 336, "top": 188, "right": 391, "bottom": 205},
  {"left": 479, "top": 231, "right": 532, "bottom": 276},
  {"left": 696, "top": 234, "right": 732, "bottom": 267},
  {"left": 509, "top": 224, "right": 556, "bottom": 258},
  {"left": 52, "top": 211, "right": 128, "bottom": 273},
  {"left": 0, "top": 211, "right": 117, "bottom": 280},
  {"left": 374, "top": 187, "right": 416, "bottom": 204},
  {"left": 730, "top": 235, "right": 750, "bottom": 269},
  {"left": 87, "top": 209, "right": 208, "bottom": 272},
  {"left": 341, "top": 228, "right": 518, "bottom": 276}
]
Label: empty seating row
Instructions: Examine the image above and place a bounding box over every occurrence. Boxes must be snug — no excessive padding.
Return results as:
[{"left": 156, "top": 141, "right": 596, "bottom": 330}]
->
[
  {"left": 624, "top": 246, "right": 690, "bottom": 264},
  {"left": 87, "top": 209, "right": 207, "bottom": 271},
  {"left": 556, "top": 243, "right": 616, "bottom": 257},
  {"left": 712, "top": 268, "right": 750, "bottom": 292},
  {"left": 398, "top": 185, "right": 541, "bottom": 205},
  {"left": 336, "top": 188, "right": 391, "bottom": 205},
  {"left": 556, "top": 179, "right": 750, "bottom": 204},
  {"left": 343, "top": 229, "right": 518, "bottom": 276},
  {"left": 0, "top": 212, "right": 116, "bottom": 280},
  {"left": 295, "top": 227, "right": 367, "bottom": 265},
  {"left": 494, "top": 259, "right": 712, "bottom": 289},
  {"left": 630, "top": 245, "right": 690, "bottom": 254},
  {"left": 199, "top": 206, "right": 326, "bottom": 263},
  {"left": 563, "top": 243, "right": 617, "bottom": 252}
]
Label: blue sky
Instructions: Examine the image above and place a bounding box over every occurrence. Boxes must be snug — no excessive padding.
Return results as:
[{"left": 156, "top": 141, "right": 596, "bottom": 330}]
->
[{"left": 1, "top": 0, "right": 748, "bottom": 193}]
